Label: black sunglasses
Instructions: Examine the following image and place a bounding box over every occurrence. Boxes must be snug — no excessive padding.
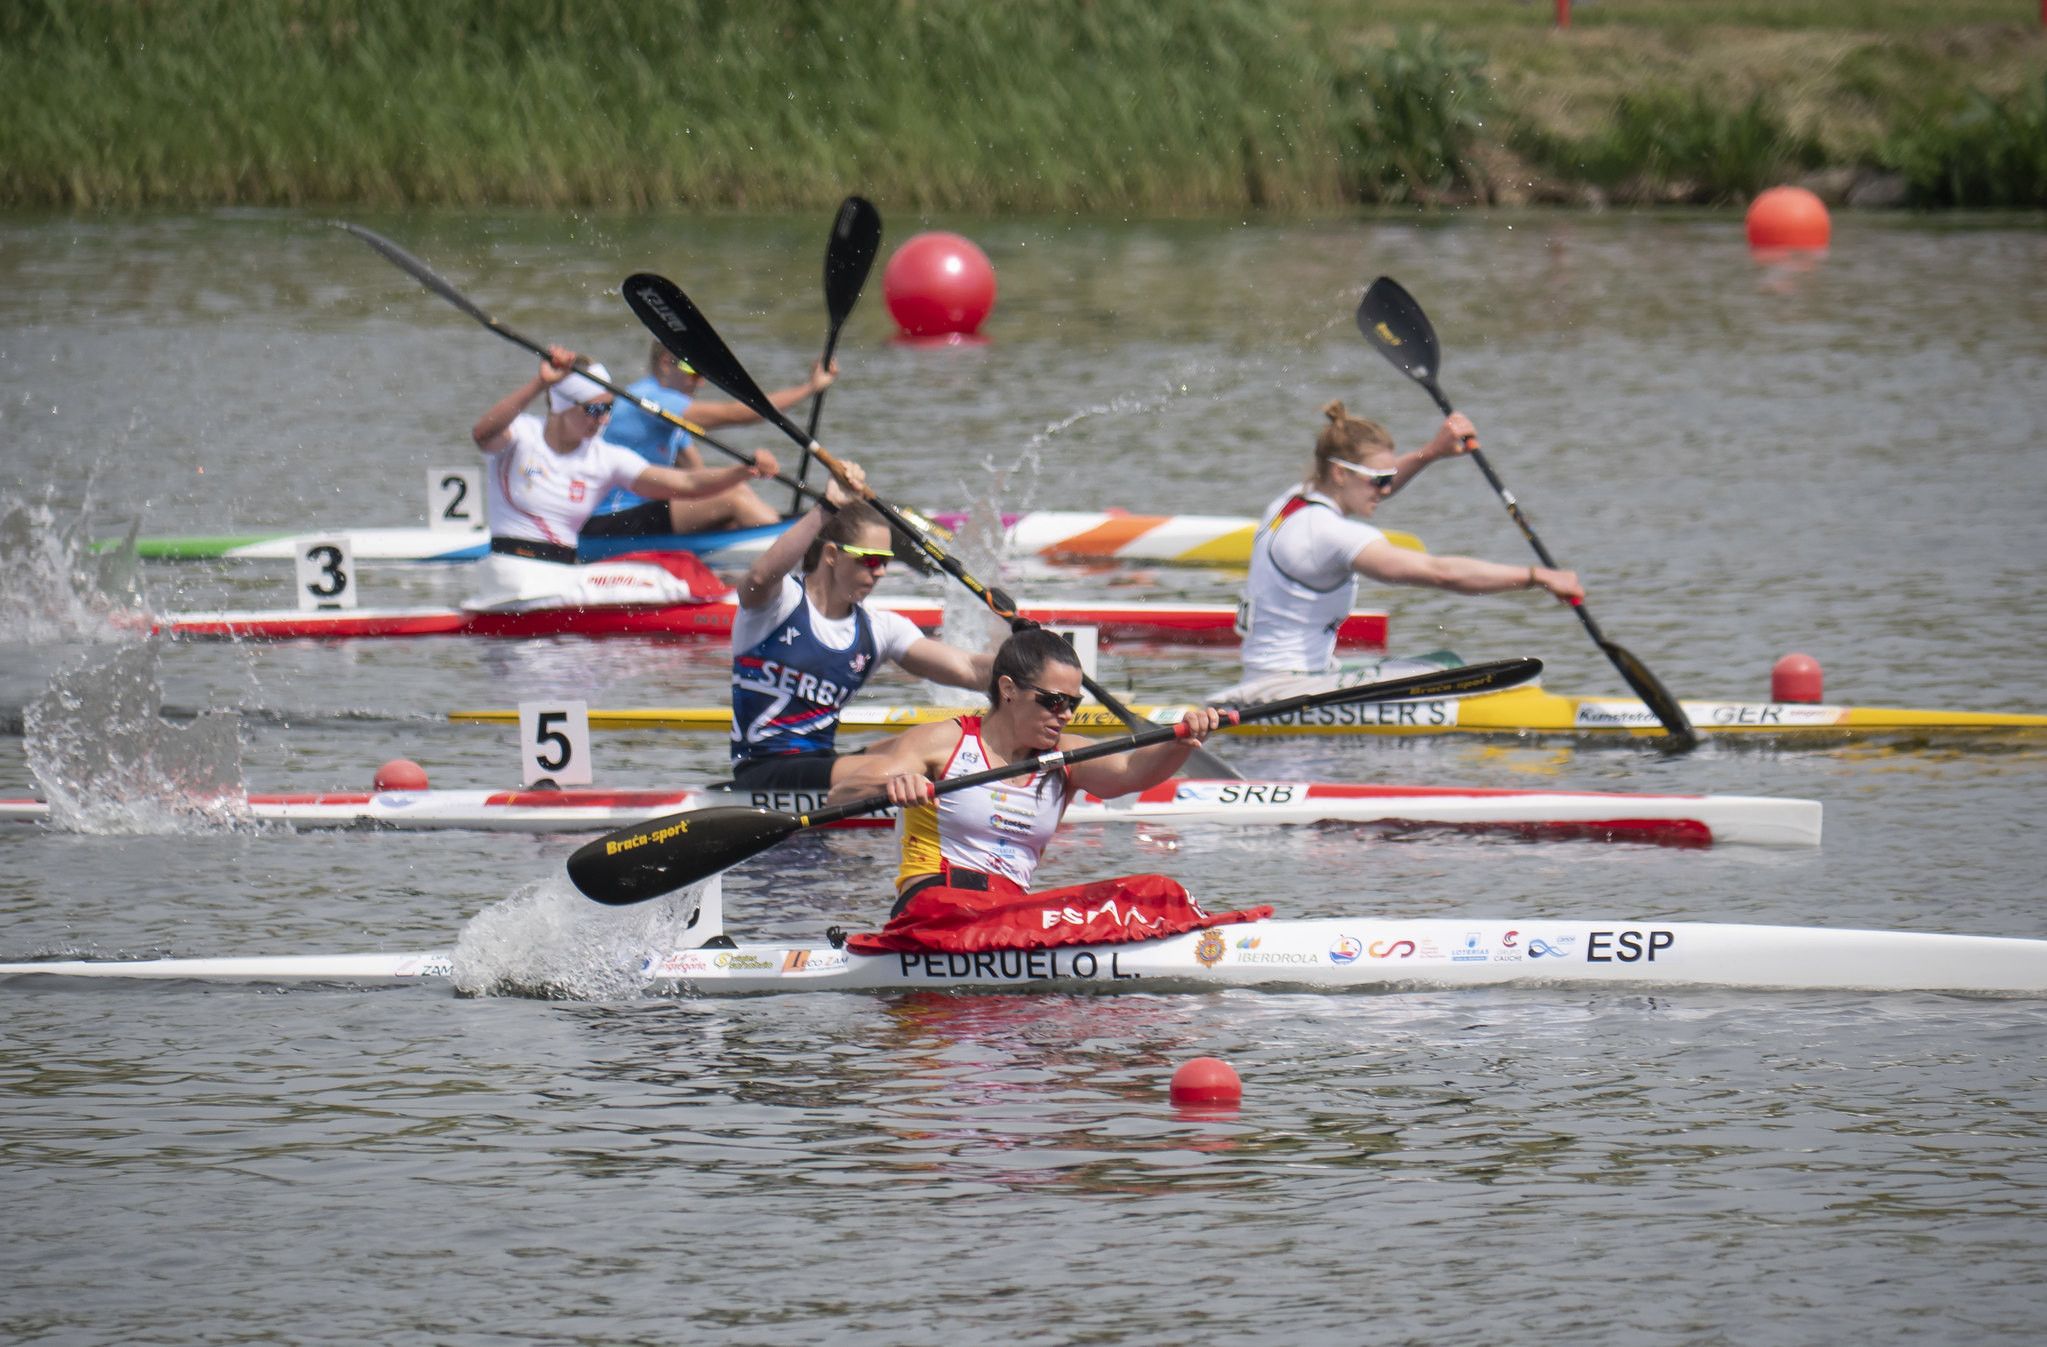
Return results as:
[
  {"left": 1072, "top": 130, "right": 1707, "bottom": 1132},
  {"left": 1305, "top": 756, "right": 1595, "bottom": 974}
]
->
[
  {"left": 1013, "top": 679, "right": 1083, "bottom": 716},
  {"left": 577, "top": 400, "right": 615, "bottom": 417}
]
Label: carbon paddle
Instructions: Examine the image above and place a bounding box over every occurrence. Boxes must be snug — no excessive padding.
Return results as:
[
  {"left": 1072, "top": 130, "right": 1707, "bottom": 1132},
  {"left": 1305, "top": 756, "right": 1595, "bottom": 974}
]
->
[
  {"left": 1356, "top": 276, "right": 1699, "bottom": 752},
  {"left": 789, "top": 196, "right": 883, "bottom": 514},
  {"left": 334, "top": 221, "right": 830, "bottom": 509},
  {"left": 622, "top": 270, "right": 1247, "bottom": 780},
  {"left": 567, "top": 657, "right": 1542, "bottom": 906}
]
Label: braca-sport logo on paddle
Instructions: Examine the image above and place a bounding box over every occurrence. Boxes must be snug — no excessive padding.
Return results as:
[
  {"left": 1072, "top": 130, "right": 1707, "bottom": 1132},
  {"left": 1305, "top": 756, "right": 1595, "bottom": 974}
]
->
[
  {"left": 566, "top": 660, "right": 1543, "bottom": 907},
  {"left": 605, "top": 817, "right": 688, "bottom": 856}
]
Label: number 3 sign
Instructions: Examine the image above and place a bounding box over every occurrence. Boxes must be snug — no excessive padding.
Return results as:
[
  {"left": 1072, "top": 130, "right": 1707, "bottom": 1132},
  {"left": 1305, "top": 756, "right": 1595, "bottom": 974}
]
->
[
  {"left": 294, "top": 536, "right": 357, "bottom": 611},
  {"left": 517, "top": 701, "right": 593, "bottom": 786}
]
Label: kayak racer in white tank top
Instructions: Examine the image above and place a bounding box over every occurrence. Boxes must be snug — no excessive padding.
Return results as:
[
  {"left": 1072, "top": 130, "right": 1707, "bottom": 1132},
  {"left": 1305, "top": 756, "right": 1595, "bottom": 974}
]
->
[
  {"left": 1211, "top": 400, "right": 1584, "bottom": 704},
  {"left": 827, "top": 629, "right": 1272, "bottom": 956},
  {"left": 465, "top": 345, "right": 779, "bottom": 612}
]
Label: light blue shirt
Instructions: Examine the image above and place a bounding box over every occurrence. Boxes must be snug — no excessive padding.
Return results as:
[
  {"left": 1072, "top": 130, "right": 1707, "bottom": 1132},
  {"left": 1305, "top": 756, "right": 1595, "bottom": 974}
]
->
[{"left": 595, "top": 375, "right": 693, "bottom": 514}]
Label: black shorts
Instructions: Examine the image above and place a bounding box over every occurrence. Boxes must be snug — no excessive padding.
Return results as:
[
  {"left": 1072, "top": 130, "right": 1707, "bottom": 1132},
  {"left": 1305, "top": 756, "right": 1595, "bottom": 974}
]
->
[
  {"left": 580, "top": 500, "right": 672, "bottom": 539},
  {"left": 730, "top": 751, "right": 839, "bottom": 793},
  {"left": 715, "top": 748, "right": 869, "bottom": 815}
]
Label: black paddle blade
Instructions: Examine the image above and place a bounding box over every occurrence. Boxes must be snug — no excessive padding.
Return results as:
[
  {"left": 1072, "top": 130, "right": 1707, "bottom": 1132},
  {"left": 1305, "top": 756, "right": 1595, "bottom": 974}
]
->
[
  {"left": 568, "top": 805, "right": 802, "bottom": 907},
  {"left": 824, "top": 196, "right": 883, "bottom": 326},
  {"left": 1356, "top": 276, "right": 1443, "bottom": 389},
  {"left": 335, "top": 222, "right": 496, "bottom": 329},
  {"left": 622, "top": 273, "right": 807, "bottom": 445},
  {"left": 1599, "top": 639, "right": 1701, "bottom": 752},
  {"left": 1309, "top": 656, "right": 1540, "bottom": 713}
]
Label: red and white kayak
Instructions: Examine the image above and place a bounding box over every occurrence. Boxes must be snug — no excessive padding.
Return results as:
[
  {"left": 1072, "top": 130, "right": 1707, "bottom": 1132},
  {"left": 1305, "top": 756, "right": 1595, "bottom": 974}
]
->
[
  {"left": 149, "top": 597, "right": 1388, "bottom": 647},
  {"left": 0, "top": 779, "right": 1822, "bottom": 847}
]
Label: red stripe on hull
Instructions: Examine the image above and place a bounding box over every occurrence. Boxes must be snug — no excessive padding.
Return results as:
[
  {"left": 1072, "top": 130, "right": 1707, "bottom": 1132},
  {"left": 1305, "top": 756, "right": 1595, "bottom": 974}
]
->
[{"left": 153, "top": 602, "right": 1386, "bottom": 648}]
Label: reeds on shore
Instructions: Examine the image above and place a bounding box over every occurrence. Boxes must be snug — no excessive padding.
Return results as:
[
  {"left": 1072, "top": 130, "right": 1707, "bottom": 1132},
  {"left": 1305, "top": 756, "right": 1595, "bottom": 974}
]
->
[{"left": 2, "top": 0, "right": 2040, "bottom": 212}]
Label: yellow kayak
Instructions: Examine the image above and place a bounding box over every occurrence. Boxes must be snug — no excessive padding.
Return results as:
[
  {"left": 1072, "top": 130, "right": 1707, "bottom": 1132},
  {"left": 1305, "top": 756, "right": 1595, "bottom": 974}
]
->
[{"left": 450, "top": 686, "right": 2047, "bottom": 740}]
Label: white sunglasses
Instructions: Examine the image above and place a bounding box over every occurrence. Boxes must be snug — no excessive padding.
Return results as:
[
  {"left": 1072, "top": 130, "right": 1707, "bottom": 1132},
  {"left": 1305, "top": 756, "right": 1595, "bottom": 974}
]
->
[{"left": 1331, "top": 458, "right": 1399, "bottom": 488}]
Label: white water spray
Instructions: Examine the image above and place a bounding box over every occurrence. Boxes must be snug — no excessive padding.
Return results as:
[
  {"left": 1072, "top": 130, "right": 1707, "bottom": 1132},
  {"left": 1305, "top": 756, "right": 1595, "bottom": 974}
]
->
[
  {"left": 451, "top": 875, "right": 718, "bottom": 1001},
  {"left": 24, "top": 641, "right": 250, "bottom": 833}
]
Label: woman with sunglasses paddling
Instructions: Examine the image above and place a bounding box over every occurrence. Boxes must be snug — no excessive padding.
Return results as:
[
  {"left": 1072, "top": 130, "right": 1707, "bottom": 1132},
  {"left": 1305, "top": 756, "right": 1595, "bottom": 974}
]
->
[
  {"left": 725, "top": 473, "right": 996, "bottom": 799},
  {"left": 822, "top": 627, "right": 1262, "bottom": 956},
  {"left": 1213, "top": 401, "right": 1583, "bottom": 704},
  {"left": 584, "top": 341, "right": 835, "bottom": 539},
  {"left": 467, "top": 346, "right": 778, "bottom": 612}
]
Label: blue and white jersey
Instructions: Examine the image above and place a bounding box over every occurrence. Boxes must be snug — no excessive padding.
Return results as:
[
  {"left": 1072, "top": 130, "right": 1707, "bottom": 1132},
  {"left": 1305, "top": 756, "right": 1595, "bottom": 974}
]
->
[{"left": 730, "top": 578, "right": 919, "bottom": 762}]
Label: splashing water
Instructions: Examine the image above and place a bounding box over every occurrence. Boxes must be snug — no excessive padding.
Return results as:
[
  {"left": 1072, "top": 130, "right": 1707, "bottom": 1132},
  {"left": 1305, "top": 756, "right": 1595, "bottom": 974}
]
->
[
  {"left": 451, "top": 875, "right": 717, "bottom": 1001},
  {"left": 24, "top": 641, "right": 249, "bottom": 833},
  {"left": 0, "top": 492, "right": 148, "bottom": 644},
  {"left": 929, "top": 444, "right": 1041, "bottom": 683}
]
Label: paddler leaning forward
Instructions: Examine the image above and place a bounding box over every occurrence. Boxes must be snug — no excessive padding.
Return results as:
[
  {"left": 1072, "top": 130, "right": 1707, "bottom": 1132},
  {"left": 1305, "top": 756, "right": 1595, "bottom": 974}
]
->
[
  {"left": 725, "top": 468, "right": 998, "bottom": 797},
  {"left": 1211, "top": 400, "right": 1584, "bottom": 703},
  {"left": 466, "top": 345, "right": 778, "bottom": 612},
  {"left": 828, "top": 627, "right": 1272, "bottom": 956}
]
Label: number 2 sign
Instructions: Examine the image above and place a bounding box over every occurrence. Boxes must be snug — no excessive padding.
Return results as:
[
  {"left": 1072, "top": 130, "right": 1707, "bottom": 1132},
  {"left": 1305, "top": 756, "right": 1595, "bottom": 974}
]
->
[{"left": 428, "top": 467, "right": 485, "bottom": 533}]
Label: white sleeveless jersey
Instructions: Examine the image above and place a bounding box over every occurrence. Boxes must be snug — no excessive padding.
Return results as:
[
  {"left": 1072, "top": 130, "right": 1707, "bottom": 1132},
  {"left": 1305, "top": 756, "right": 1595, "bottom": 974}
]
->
[
  {"left": 896, "top": 717, "right": 1070, "bottom": 890},
  {"left": 1236, "top": 487, "right": 1385, "bottom": 675},
  {"left": 482, "top": 415, "right": 652, "bottom": 546}
]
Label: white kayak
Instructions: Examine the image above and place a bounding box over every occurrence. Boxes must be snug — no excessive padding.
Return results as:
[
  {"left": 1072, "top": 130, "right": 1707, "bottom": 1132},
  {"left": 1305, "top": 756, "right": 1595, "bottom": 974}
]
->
[
  {"left": 0, "top": 779, "right": 1823, "bottom": 847},
  {"left": 4, "top": 900, "right": 2039, "bottom": 996},
  {"left": 124, "top": 511, "right": 1426, "bottom": 567}
]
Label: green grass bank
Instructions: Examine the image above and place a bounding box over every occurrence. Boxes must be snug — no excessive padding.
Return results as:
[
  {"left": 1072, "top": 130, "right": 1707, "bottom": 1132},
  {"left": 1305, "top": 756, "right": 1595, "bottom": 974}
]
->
[{"left": 4, "top": 0, "right": 2043, "bottom": 212}]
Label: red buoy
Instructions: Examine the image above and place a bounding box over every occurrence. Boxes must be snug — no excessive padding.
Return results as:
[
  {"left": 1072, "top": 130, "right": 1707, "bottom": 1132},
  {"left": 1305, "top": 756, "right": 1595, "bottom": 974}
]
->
[
  {"left": 1746, "top": 186, "right": 1831, "bottom": 252},
  {"left": 883, "top": 231, "right": 996, "bottom": 338},
  {"left": 373, "top": 758, "right": 430, "bottom": 792},
  {"left": 1169, "top": 1056, "right": 1243, "bottom": 1106},
  {"left": 1771, "top": 653, "right": 1824, "bottom": 703}
]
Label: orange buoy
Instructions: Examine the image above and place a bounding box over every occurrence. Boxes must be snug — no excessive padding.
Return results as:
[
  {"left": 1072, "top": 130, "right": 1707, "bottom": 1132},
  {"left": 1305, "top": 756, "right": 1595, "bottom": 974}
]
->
[
  {"left": 373, "top": 758, "right": 430, "bottom": 792},
  {"left": 883, "top": 232, "right": 996, "bottom": 338},
  {"left": 1169, "top": 1056, "right": 1243, "bottom": 1105},
  {"left": 1771, "top": 653, "right": 1824, "bottom": 703},
  {"left": 1746, "top": 186, "right": 1831, "bottom": 252}
]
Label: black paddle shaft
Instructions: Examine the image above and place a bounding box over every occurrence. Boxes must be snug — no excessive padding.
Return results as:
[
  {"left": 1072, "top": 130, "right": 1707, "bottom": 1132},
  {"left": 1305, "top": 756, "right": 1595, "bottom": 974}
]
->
[
  {"left": 334, "top": 222, "right": 830, "bottom": 508},
  {"left": 621, "top": 270, "right": 1244, "bottom": 777},
  {"left": 1356, "top": 277, "right": 1699, "bottom": 752},
  {"left": 567, "top": 657, "right": 1543, "bottom": 905}
]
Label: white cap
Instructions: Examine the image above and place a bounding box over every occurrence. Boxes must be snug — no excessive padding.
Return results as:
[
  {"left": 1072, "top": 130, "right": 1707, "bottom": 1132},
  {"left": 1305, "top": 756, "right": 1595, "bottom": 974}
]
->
[{"left": 548, "top": 363, "right": 613, "bottom": 412}]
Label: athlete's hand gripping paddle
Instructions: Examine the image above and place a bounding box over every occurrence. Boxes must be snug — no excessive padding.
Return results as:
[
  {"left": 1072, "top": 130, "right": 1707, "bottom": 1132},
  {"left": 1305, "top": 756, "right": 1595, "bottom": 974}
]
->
[
  {"left": 567, "top": 657, "right": 1542, "bottom": 906},
  {"left": 1356, "top": 276, "right": 1698, "bottom": 753},
  {"left": 622, "top": 270, "right": 1249, "bottom": 779}
]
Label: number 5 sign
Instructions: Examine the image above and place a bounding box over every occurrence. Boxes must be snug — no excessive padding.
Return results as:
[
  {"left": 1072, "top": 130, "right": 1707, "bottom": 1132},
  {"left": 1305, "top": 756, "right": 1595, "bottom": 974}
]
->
[{"left": 517, "top": 701, "right": 593, "bottom": 786}]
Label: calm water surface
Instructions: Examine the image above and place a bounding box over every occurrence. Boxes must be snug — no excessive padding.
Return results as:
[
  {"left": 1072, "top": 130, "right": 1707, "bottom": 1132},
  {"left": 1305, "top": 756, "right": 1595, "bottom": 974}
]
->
[{"left": 1, "top": 209, "right": 2044, "bottom": 1345}]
